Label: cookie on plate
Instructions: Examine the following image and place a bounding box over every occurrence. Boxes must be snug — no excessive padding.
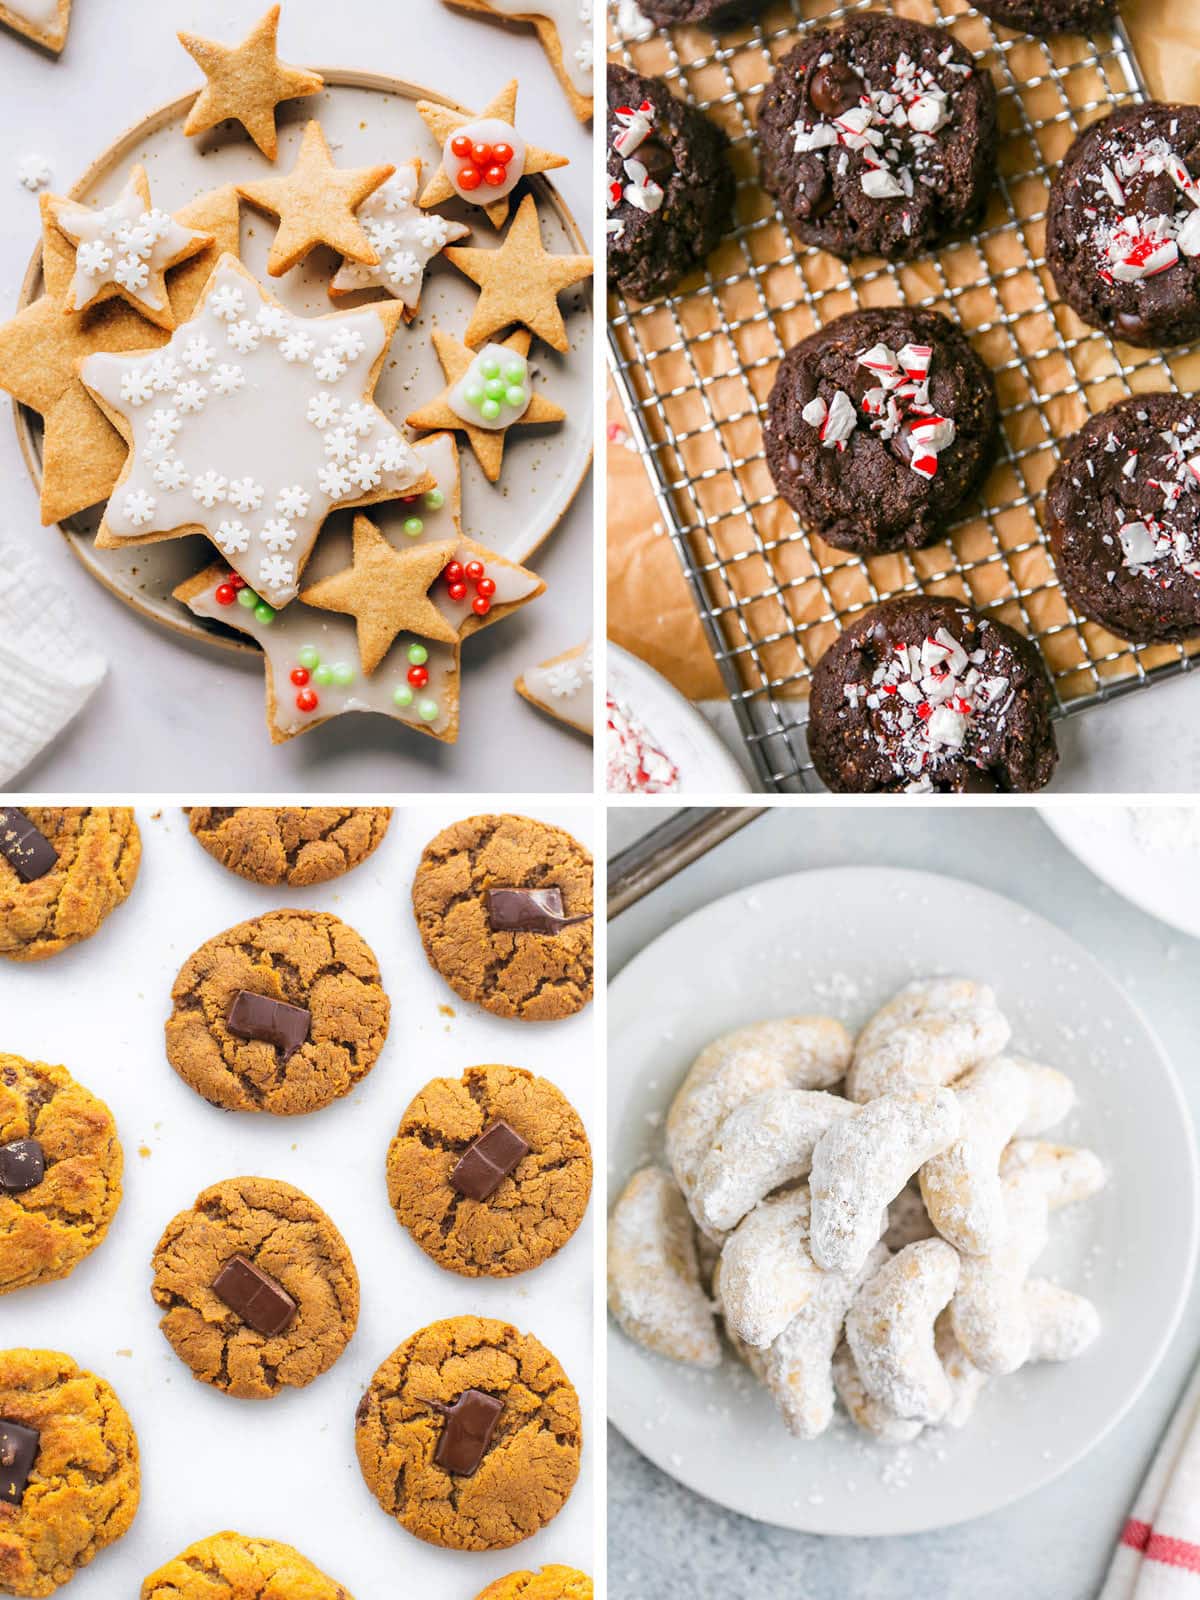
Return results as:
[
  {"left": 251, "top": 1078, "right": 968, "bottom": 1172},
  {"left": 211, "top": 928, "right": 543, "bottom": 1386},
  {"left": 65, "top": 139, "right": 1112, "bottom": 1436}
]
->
[
  {"left": 808, "top": 595, "right": 1058, "bottom": 793},
  {"left": 151, "top": 1176, "right": 358, "bottom": 1400},
  {"left": 475, "top": 1570, "right": 592, "bottom": 1600},
  {"left": 387, "top": 1064, "right": 592, "bottom": 1278},
  {"left": 411, "top": 814, "right": 593, "bottom": 1021},
  {"left": 0, "top": 1054, "right": 122, "bottom": 1296},
  {"left": 164, "top": 909, "right": 390, "bottom": 1115},
  {"left": 444, "top": 0, "right": 594, "bottom": 123},
  {"left": 757, "top": 14, "right": 997, "bottom": 261},
  {"left": 1046, "top": 102, "right": 1200, "bottom": 349},
  {"left": 764, "top": 307, "right": 998, "bottom": 556},
  {"left": 1046, "top": 391, "right": 1200, "bottom": 642},
  {"left": 0, "top": 1349, "right": 139, "bottom": 1597},
  {"left": 141, "top": 1532, "right": 353, "bottom": 1599},
  {"left": 355, "top": 1315, "right": 582, "bottom": 1550},
  {"left": 0, "top": 807, "right": 140, "bottom": 964},
  {"left": 607, "top": 65, "right": 736, "bottom": 301},
  {"left": 185, "top": 806, "right": 392, "bottom": 886},
  {"left": 974, "top": 0, "right": 1115, "bottom": 32},
  {"left": 0, "top": 0, "right": 70, "bottom": 53}
]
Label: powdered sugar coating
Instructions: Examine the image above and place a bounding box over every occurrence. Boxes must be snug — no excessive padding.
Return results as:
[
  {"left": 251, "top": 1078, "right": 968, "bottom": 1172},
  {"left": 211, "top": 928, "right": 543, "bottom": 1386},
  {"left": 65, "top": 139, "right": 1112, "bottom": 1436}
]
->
[
  {"left": 607, "top": 1167, "right": 722, "bottom": 1369},
  {"left": 846, "top": 1238, "right": 960, "bottom": 1423},
  {"left": 719, "top": 1187, "right": 833, "bottom": 1350},
  {"left": 847, "top": 976, "right": 1011, "bottom": 1102}
]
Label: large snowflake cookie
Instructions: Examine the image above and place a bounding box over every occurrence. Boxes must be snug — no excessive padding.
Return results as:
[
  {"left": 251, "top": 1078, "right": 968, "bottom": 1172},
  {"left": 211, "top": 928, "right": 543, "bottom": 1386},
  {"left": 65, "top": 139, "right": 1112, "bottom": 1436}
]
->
[{"left": 329, "top": 159, "right": 469, "bottom": 313}]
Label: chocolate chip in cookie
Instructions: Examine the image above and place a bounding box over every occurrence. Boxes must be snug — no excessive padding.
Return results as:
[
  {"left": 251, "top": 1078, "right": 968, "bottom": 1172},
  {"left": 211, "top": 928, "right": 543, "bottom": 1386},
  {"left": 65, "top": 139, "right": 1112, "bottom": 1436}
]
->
[
  {"left": 0, "top": 807, "right": 140, "bottom": 963},
  {"left": 184, "top": 805, "right": 391, "bottom": 887}
]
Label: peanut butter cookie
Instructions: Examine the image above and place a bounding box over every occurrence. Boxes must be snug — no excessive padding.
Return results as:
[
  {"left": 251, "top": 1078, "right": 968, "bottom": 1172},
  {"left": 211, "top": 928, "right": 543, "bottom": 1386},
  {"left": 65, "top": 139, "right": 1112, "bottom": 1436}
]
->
[
  {"left": 387, "top": 1064, "right": 591, "bottom": 1278},
  {"left": 411, "top": 815, "right": 593, "bottom": 1021},
  {"left": 355, "top": 1315, "right": 581, "bottom": 1551},
  {"left": 185, "top": 806, "right": 392, "bottom": 887},
  {"left": 151, "top": 1176, "right": 358, "bottom": 1400},
  {"left": 141, "top": 1531, "right": 353, "bottom": 1598},
  {"left": 476, "top": 1569, "right": 593, "bottom": 1600},
  {"left": 0, "top": 1055, "right": 122, "bottom": 1295},
  {"left": 0, "top": 808, "right": 140, "bottom": 963},
  {"left": 164, "top": 909, "right": 390, "bottom": 1115},
  {"left": 0, "top": 1348, "right": 140, "bottom": 1597}
]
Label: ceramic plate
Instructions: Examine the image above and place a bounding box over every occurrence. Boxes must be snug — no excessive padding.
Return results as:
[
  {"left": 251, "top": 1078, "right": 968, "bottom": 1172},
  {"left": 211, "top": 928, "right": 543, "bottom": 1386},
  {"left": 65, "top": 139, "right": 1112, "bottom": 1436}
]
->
[
  {"left": 1042, "top": 807, "right": 1200, "bottom": 940},
  {"left": 608, "top": 642, "right": 754, "bottom": 794}
]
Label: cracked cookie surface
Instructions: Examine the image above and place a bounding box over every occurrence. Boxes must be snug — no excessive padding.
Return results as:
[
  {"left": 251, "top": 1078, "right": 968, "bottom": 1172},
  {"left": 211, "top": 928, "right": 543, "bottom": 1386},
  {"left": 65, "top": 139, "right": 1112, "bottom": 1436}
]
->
[
  {"left": 387, "top": 1064, "right": 592, "bottom": 1278},
  {"left": 411, "top": 816, "right": 593, "bottom": 1022},
  {"left": 164, "top": 909, "right": 390, "bottom": 1115},
  {"left": 150, "top": 1176, "right": 359, "bottom": 1400},
  {"left": 475, "top": 1568, "right": 593, "bottom": 1600},
  {"left": 0, "top": 1055, "right": 123, "bottom": 1295},
  {"left": 185, "top": 807, "right": 392, "bottom": 887},
  {"left": 0, "top": 1348, "right": 139, "bottom": 1597},
  {"left": 355, "top": 1315, "right": 581, "bottom": 1551},
  {"left": 141, "top": 1530, "right": 353, "bottom": 1598},
  {"left": 0, "top": 808, "right": 140, "bottom": 963}
]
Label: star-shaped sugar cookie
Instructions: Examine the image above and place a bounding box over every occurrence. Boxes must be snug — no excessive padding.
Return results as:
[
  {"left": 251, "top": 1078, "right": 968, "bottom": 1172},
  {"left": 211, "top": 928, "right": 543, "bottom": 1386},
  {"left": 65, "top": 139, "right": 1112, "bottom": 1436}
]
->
[
  {"left": 407, "top": 327, "right": 564, "bottom": 484},
  {"left": 179, "top": 3, "right": 324, "bottom": 162},
  {"left": 442, "top": 0, "right": 593, "bottom": 124},
  {"left": 329, "top": 160, "right": 470, "bottom": 317},
  {"left": 416, "top": 79, "right": 568, "bottom": 230},
  {"left": 0, "top": 185, "right": 239, "bottom": 525},
  {"left": 238, "top": 121, "right": 394, "bottom": 276},
  {"left": 78, "top": 254, "right": 432, "bottom": 608},
  {"left": 446, "top": 193, "right": 592, "bottom": 352},
  {"left": 0, "top": 0, "right": 71, "bottom": 53},
  {"left": 47, "top": 166, "right": 214, "bottom": 331},
  {"left": 516, "top": 638, "right": 593, "bottom": 734}
]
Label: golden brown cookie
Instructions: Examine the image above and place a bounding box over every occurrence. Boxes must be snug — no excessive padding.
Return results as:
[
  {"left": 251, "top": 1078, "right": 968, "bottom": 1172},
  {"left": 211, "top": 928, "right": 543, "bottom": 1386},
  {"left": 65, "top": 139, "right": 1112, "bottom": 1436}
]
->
[
  {"left": 141, "top": 1531, "right": 353, "bottom": 1599},
  {"left": 164, "top": 909, "right": 390, "bottom": 1115},
  {"left": 0, "top": 1055, "right": 122, "bottom": 1295},
  {"left": 150, "top": 1176, "right": 358, "bottom": 1401},
  {"left": 185, "top": 806, "right": 392, "bottom": 887},
  {"left": 411, "top": 815, "right": 592, "bottom": 1021},
  {"left": 0, "top": 807, "right": 140, "bottom": 963},
  {"left": 445, "top": 195, "right": 593, "bottom": 354},
  {"left": 475, "top": 1568, "right": 593, "bottom": 1600},
  {"left": 0, "top": 1348, "right": 140, "bottom": 1597},
  {"left": 387, "top": 1064, "right": 592, "bottom": 1278},
  {"left": 179, "top": 4, "right": 324, "bottom": 162},
  {"left": 355, "top": 1315, "right": 581, "bottom": 1551}
]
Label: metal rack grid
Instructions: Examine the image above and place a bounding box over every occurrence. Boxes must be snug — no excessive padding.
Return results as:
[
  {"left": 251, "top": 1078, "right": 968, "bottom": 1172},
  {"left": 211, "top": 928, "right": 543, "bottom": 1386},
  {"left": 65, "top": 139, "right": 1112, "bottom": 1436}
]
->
[{"left": 606, "top": 0, "right": 1200, "bottom": 792}]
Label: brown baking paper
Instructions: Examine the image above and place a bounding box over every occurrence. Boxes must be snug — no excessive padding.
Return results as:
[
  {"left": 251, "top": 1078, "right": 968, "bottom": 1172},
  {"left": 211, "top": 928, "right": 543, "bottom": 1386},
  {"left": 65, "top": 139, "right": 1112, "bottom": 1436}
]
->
[{"left": 606, "top": 0, "right": 1200, "bottom": 706}]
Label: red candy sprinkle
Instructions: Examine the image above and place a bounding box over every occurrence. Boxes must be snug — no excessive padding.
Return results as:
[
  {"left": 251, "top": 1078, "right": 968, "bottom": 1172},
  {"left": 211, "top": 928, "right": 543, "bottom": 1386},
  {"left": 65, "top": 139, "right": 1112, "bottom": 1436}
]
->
[
  {"left": 408, "top": 665, "right": 429, "bottom": 688},
  {"left": 290, "top": 667, "right": 310, "bottom": 687},
  {"left": 477, "top": 576, "right": 496, "bottom": 598},
  {"left": 493, "top": 142, "right": 514, "bottom": 165},
  {"left": 215, "top": 583, "right": 236, "bottom": 606},
  {"left": 444, "top": 561, "right": 464, "bottom": 583},
  {"left": 457, "top": 165, "right": 482, "bottom": 191},
  {"left": 230, "top": 575, "right": 247, "bottom": 590},
  {"left": 454, "top": 135, "right": 515, "bottom": 193},
  {"left": 296, "top": 688, "right": 319, "bottom": 713},
  {"left": 447, "top": 581, "right": 467, "bottom": 602},
  {"left": 472, "top": 141, "right": 492, "bottom": 164},
  {"left": 465, "top": 560, "right": 484, "bottom": 581},
  {"left": 484, "top": 163, "right": 507, "bottom": 187},
  {"left": 451, "top": 134, "right": 473, "bottom": 157},
  {"left": 473, "top": 596, "right": 491, "bottom": 616}
]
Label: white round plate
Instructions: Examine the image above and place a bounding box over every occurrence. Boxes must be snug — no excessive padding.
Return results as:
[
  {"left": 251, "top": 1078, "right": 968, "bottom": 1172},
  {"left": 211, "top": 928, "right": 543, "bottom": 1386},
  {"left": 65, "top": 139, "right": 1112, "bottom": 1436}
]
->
[
  {"left": 607, "top": 864, "right": 1198, "bottom": 1536},
  {"left": 608, "top": 641, "right": 754, "bottom": 794},
  {"left": 1042, "top": 807, "right": 1200, "bottom": 940}
]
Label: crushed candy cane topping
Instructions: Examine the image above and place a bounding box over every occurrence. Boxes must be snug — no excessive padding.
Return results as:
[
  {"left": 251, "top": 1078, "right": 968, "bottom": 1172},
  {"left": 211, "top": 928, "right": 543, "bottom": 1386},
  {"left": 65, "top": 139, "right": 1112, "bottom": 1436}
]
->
[
  {"left": 607, "top": 99, "right": 666, "bottom": 239},
  {"left": 606, "top": 692, "right": 680, "bottom": 793},
  {"left": 802, "top": 338, "right": 957, "bottom": 479},
  {"left": 1080, "top": 409, "right": 1200, "bottom": 584},
  {"left": 1074, "top": 128, "right": 1200, "bottom": 286}
]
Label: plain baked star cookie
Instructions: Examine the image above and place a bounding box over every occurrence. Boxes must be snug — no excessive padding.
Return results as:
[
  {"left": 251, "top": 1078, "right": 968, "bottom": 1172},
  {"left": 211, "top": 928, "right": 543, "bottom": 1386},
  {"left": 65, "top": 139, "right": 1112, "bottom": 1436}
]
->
[
  {"left": 0, "top": 0, "right": 70, "bottom": 54},
  {"left": 417, "top": 79, "right": 569, "bottom": 231},
  {"left": 444, "top": 0, "right": 594, "bottom": 123},
  {"left": 328, "top": 159, "right": 469, "bottom": 313},
  {"left": 179, "top": 4, "right": 324, "bottom": 162},
  {"left": 141, "top": 1532, "right": 353, "bottom": 1600},
  {"left": 164, "top": 908, "right": 390, "bottom": 1114},
  {"left": 0, "top": 1349, "right": 139, "bottom": 1598},
  {"left": 411, "top": 813, "right": 593, "bottom": 1020},
  {"left": 151, "top": 1177, "right": 358, "bottom": 1400},
  {"left": 0, "top": 806, "right": 140, "bottom": 963},
  {"left": 185, "top": 806, "right": 392, "bottom": 886},
  {"left": 475, "top": 1570, "right": 592, "bottom": 1600},
  {"left": 446, "top": 194, "right": 592, "bottom": 353},
  {"left": 355, "top": 1315, "right": 582, "bottom": 1550}
]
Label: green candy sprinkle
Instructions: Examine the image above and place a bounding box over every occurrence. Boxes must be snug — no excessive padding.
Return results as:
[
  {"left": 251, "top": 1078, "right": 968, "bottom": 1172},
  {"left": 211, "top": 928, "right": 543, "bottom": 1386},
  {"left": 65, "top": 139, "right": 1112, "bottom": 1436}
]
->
[
  {"left": 298, "top": 645, "right": 320, "bottom": 670},
  {"left": 480, "top": 356, "right": 501, "bottom": 379},
  {"left": 480, "top": 398, "right": 501, "bottom": 422},
  {"left": 237, "top": 588, "right": 257, "bottom": 609},
  {"left": 313, "top": 663, "right": 334, "bottom": 687},
  {"left": 505, "top": 385, "right": 527, "bottom": 409},
  {"left": 393, "top": 685, "right": 414, "bottom": 708},
  {"left": 403, "top": 516, "right": 424, "bottom": 537},
  {"left": 465, "top": 381, "right": 485, "bottom": 408},
  {"left": 424, "top": 488, "right": 445, "bottom": 511},
  {"left": 484, "top": 377, "right": 506, "bottom": 401},
  {"left": 418, "top": 698, "right": 439, "bottom": 723},
  {"left": 407, "top": 642, "right": 428, "bottom": 666},
  {"left": 332, "top": 663, "right": 354, "bottom": 687},
  {"left": 505, "top": 359, "right": 526, "bottom": 383}
]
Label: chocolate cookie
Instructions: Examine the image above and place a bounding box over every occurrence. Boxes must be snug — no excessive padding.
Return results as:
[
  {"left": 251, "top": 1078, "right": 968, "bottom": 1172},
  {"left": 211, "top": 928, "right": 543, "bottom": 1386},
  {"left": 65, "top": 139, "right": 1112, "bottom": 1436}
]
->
[
  {"left": 607, "top": 65, "right": 736, "bottom": 301},
  {"left": 1046, "top": 391, "right": 1200, "bottom": 641},
  {"left": 476, "top": 1570, "right": 593, "bottom": 1600},
  {"left": 808, "top": 595, "right": 1058, "bottom": 792},
  {"left": 0, "top": 1055, "right": 122, "bottom": 1296},
  {"left": 387, "top": 1064, "right": 592, "bottom": 1279},
  {"left": 1046, "top": 103, "right": 1200, "bottom": 349},
  {"left": 164, "top": 909, "right": 390, "bottom": 1114},
  {"left": 355, "top": 1315, "right": 582, "bottom": 1551},
  {"left": 185, "top": 806, "right": 392, "bottom": 887},
  {"left": 636, "top": 0, "right": 765, "bottom": 24},
  {"left": 0, "top": 1349, "right": 139, "bottom": 1597},
  {"left": 0, "top": 807, "right": 139, "bottom": 963},
  {"left": 974, "top": 0, "right": 1115, "bottom": 32},
  {"left": 764, "top": 307, "right": 997, "bottom": 555},
  {"left": 141, "top": 1532, "right": 353, "bottom": 1599},
  {"left": 757, "top": 15, "right": 997, "bottom": 261},
  {"left": 412, "top": 815, "right": 593, "bottom": 1022},
  {"left": 151, "top": 1176, "right": 358, "bottom": 1400}
]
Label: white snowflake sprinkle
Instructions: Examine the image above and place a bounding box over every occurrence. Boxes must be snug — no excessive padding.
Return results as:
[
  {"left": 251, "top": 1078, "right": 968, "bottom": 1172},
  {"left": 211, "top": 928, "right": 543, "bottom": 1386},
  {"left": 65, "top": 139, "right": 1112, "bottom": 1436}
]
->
[
  {"left": 214, "top": 520, "right": 249, "bottom": 554},
  {"left": 123, "top": 489, "right": 157, "bottom": 526},
  {"left": 191, "top": 470, "right": 228, "bottom": 507},
  {"left": 227, "top": 477, "right": 264, "bottom": 513}
]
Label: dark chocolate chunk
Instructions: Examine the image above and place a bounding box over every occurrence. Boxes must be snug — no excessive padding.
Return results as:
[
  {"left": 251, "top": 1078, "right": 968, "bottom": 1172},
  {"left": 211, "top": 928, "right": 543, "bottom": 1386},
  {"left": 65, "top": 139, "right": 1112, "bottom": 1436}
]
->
[
  {"left": 226, "top": 990, "right": 310, "bottom": 1063},
  {"left": 211, "top": 1253, "right": 297, "bottom": 1336},
  {"left": 808, "top": 61, "right": 864, "bottom": 117},
  {"left": 0, "top": 809, "right": 58, "bottom": 884},
  {"left": 0, "top": 1139, "right": 45, "bottom": 1194},
  {"left": 485, "top": 887, "right": 592, "bottom": 936},
  {"left": 449, "top": 1120, "right": 530, "bottom": 1202},
  {"left": 0, "top": 1420, "right": 39, "bottom": 1505},
  {"left": 431, "top": 1389, "right": 503, "bottom": 1476}
]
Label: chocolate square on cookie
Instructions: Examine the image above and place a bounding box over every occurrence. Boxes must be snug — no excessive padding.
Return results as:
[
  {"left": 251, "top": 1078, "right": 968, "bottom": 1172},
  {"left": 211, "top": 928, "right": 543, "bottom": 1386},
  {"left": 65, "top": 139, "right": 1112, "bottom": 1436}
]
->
[
  {"left": 0, "top": 1419, "right": 39, "bottom": 1505},
  {"left": 226, "top": 990, "right": 311, "bottom": 1064},
  {"left": 212, "top": 1253, "right": 297, "bottom": 1337},
  {"left": 450, "top": 1121, "right": 530, "bottom": 1201},
  {"left": 0, "top": 1139, "right": 45, "bottom": 1194},
  {"left": 0, "top": 809, "right": 58, "bottom": 884},
  {"left": 432, "top": 1388, "right": 504, "bottom": 1476}
]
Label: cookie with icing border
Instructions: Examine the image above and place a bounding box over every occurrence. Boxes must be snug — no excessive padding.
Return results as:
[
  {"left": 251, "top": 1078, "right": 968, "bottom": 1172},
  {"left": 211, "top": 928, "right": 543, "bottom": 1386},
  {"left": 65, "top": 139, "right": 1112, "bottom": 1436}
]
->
[
  {"left": 0, "top": 0, "right": 69, "bottom": 53},
  {"left": 328, "top": 158, "right": 470, "bottom": 314},
  {"left": 418, "top": 80, "right": 569, "bottom": 231},
  {"left": 446, "top": 193, "right": 592, "bottom": 353},
  {"left": 516, "top": 639, "right": 592, "bottom": 733},
  {"left": 179, "top": 4, "right": 324, "bottom": 162},
  {"left": 443, "top": 0, "right": 594, "bottom": 123},
  {"left": 141, "top": 1532, "right": 353, "bottom": 1600}
]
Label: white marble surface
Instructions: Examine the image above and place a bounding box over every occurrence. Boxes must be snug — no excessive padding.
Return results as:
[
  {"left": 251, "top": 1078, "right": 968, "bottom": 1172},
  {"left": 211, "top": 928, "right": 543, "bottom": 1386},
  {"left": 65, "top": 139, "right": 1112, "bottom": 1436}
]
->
[
  {"left": 0, "top": 0, "right": 593, "bottom": 791},
  {"left": 607, "top": 803, "right": 1200, "bottom": 1599}
]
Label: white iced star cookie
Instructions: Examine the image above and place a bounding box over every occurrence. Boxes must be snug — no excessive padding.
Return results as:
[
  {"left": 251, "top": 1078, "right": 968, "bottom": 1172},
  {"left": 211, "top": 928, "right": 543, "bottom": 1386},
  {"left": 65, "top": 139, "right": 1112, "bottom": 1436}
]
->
[
  {"left": 48, "top": 166, "right": 213, "bottom": 330},
  {"left": 78, "top": 254, "right": 432, "bottom": 609},
  {"left": 444, "top": 0, "right": 594, "bottom": 123},
  {"left": 329, "top": 160, "right": 469, "bottom": 317},
  {"left": 0, "top": 0, "right": 70, "bottom": 53},
  {"left": 516, "top": 638, "right": 592, "bottom": 733}
]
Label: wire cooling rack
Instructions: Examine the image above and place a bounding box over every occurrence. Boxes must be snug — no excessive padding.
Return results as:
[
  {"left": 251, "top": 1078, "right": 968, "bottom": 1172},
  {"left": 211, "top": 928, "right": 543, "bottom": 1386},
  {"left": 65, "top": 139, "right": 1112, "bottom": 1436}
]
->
[{"left": 607, "top": 0, "right": 1200, "bottom": 791}]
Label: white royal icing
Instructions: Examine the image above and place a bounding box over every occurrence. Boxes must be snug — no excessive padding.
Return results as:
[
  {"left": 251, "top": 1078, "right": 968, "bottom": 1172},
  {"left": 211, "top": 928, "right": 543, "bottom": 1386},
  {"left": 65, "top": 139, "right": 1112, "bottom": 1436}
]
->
[
  {"left": 81, "top": 259, "right": 425, "bottom": 608},
  {"left": 485, "top": 0, "right": 593, "bottom": 96},
  {"left": 4, "top": 0, "right": 61, "bottom": 26},
  {"left": 443, "top": 118, "right": 527, "bottom": 205},
  {"left": 524, "top": 639, "right": 593, "bottom": 731},
  {"left": 448, "top": 343, "right": 533, "bottom": 432},
  {"left": 330, "top": 160, "right": 469, "bottom": 308},
  {"left": 55, "top": 172, "right": 208, "bottom": 317}
]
